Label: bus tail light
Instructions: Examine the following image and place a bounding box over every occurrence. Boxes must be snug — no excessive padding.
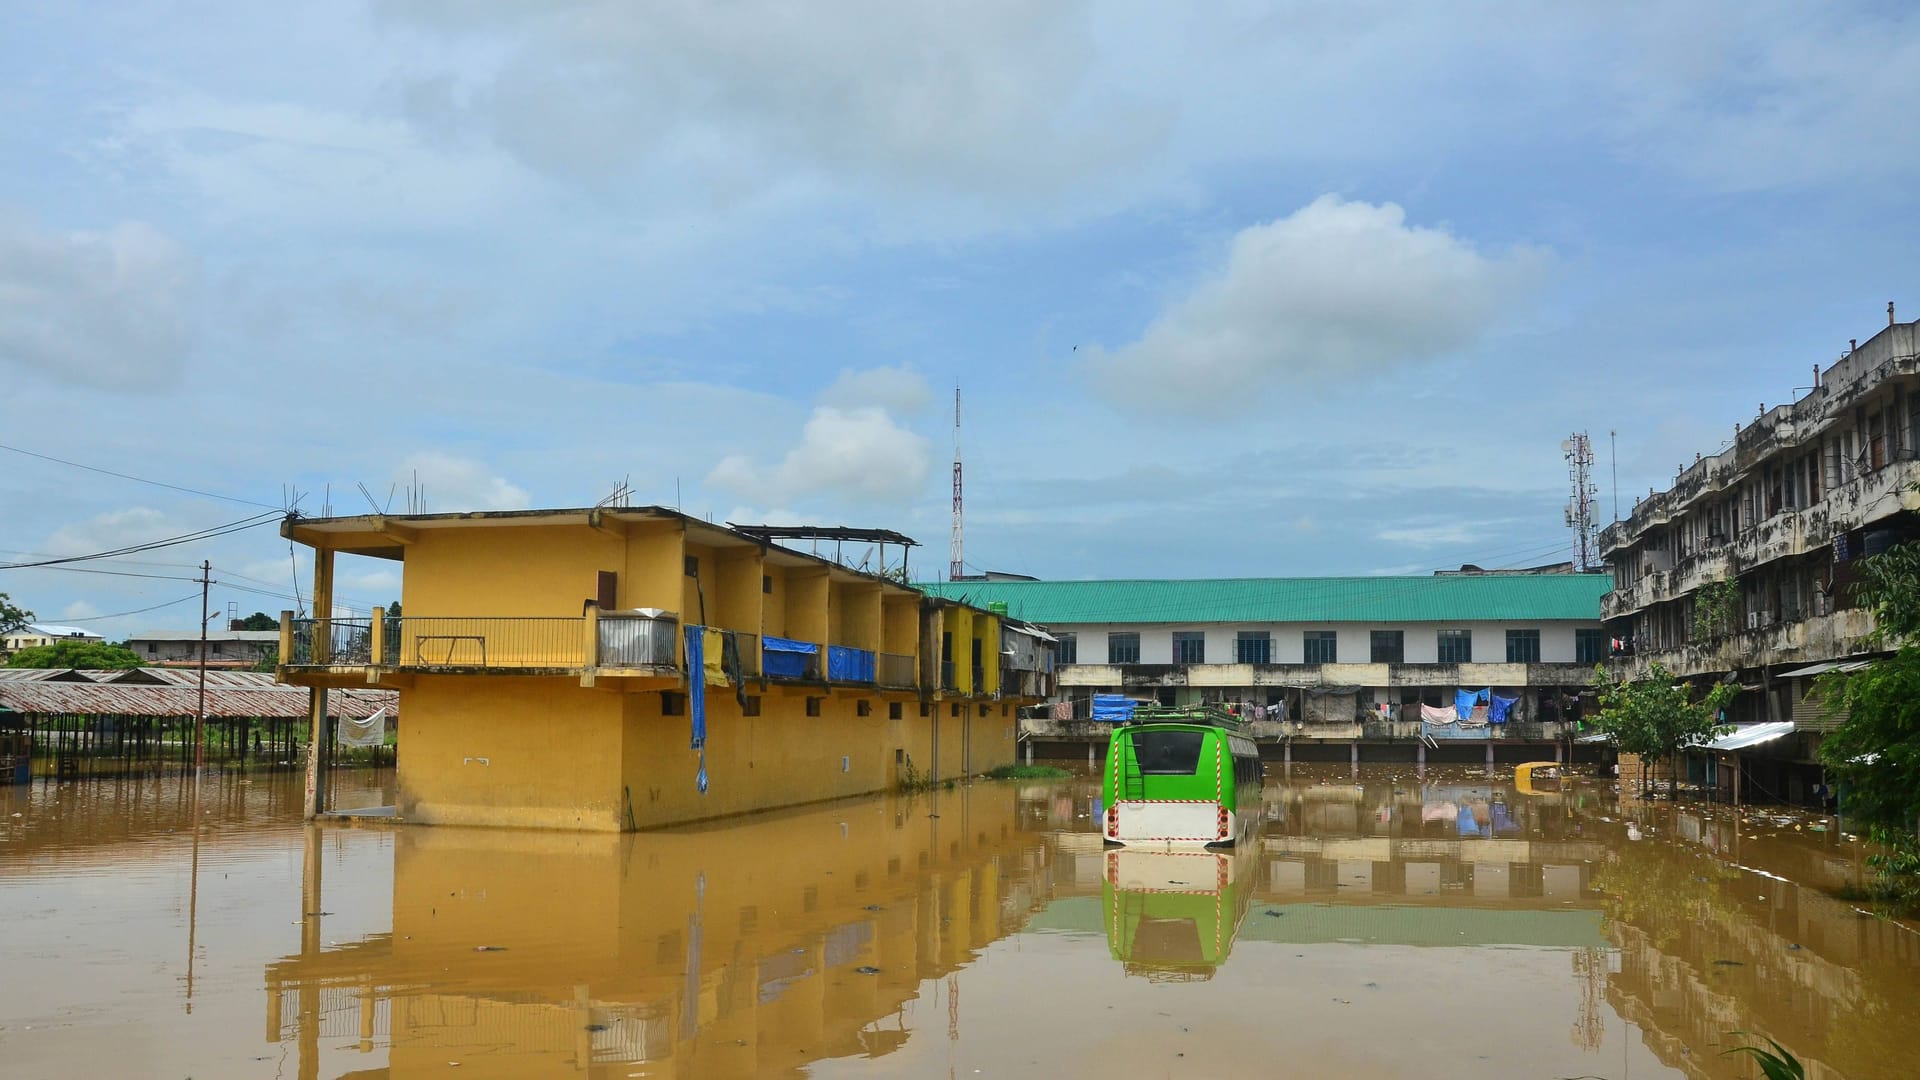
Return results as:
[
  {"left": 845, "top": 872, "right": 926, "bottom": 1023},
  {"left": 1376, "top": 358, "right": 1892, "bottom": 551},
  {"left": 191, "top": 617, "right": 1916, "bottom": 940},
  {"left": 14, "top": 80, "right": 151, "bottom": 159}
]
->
[
  {"left": 1105, "top": 805, "right": 1118, "bottom": 835},
  {"left": 1217, "top": 807, "right": 1230, "bottom": 839}
]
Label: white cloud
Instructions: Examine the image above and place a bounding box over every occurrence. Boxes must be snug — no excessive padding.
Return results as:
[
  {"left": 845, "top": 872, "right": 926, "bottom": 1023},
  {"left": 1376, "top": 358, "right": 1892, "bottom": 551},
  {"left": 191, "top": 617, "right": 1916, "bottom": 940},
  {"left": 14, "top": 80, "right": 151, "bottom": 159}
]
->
[
  {"left": 392, "top": 452, "right": 530, "bottom": 512},
  {"left": 0, "top": 214, "right": 196, "bottom": 390},
  {"left": 1083, "top": 196, "right": 1547, "bottom": 410},
  {"left": 42, "top": 507, "right": 176, "bottom": 557},
  {"left": 708, "top": 406, "right": 930, "bottom": 504},
  {"left": 376, "top": 0, "right": 1164, "bottom": 203},
  {"left": 1375, "top": 522, "right": 1486, "bottom": 547},
  {"left": 59, "top": 599, "right": 100, "bottom": 620},
  {"left": 820, "top": 365, "right": 933, "bottom": 415}
]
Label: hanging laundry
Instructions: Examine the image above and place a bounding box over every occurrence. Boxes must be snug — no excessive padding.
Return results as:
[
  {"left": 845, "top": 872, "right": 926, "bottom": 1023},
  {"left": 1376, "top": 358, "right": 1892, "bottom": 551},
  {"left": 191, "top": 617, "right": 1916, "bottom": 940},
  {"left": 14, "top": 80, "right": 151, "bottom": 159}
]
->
[
  {"left": 1455, "top": 687, "right": 1490, "bottom": 720},
  {"left": 1421, "top": 703, "right": 1459, "bottom": 724},
  {"left": 1488, "top": 694, "right": 1519, "bottom": 724},
  {"left": 685, "top": 626, "right": 709, "bottom": 793},
  {"left": 1456, "top": 804, "right": 1483, "bottom": 838},
  {"left": 1050, "top": 699, "right": 1073, "bottom": 721},
  {"left": 1458, "top": 706, "right": 1490, "bottom": 727}
]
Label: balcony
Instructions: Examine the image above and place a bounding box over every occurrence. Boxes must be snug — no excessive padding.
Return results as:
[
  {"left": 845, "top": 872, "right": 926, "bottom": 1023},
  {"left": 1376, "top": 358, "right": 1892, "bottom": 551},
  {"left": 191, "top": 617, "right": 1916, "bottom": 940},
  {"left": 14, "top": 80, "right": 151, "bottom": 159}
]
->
[
  {"left": 826, "top": 645, "right": 876, "bottom": 684},
  {"left": 763, "top": 636, "right": 822, "bottom": 681},
  {"left": 597, "top": 613, "right": 678, "bottom": 671},
  {"left": 284, "top": 612, "right": 682, "bottom": 675},
  {"left": 877, "top": 652, "right": 916, "bottom": 689},
  {"left": 387, "top": 616, "right": 589, "bottom": 671}
]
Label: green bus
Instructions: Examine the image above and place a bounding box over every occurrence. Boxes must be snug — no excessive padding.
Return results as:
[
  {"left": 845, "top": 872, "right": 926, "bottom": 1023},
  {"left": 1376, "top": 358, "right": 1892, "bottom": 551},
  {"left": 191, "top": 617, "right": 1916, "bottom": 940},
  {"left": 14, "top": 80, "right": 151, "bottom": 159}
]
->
[{"left": 1100, "top": 705, "right": 1264, "bottom": 848}]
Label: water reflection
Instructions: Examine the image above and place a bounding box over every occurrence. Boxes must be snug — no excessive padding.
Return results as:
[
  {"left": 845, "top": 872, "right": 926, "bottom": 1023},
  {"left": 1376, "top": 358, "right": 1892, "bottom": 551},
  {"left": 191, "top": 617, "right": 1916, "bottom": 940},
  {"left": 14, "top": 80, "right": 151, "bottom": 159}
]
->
[
  {"left": 265, "top": 786, "right": 1052, "bottom": 1077},
  {"left": 1102, "top": 845, "right": 1260, "bottom": 980},
  {"left": 6, "top": 765, "right": 1920, "bottom": 1076}
]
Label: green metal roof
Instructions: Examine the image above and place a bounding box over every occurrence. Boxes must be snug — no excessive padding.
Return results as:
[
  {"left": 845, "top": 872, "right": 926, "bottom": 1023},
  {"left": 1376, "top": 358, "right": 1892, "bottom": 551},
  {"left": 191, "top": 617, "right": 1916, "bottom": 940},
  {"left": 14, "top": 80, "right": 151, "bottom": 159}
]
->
[{"left": 916, "top": 575, "right": 1610, "bottom": 625}]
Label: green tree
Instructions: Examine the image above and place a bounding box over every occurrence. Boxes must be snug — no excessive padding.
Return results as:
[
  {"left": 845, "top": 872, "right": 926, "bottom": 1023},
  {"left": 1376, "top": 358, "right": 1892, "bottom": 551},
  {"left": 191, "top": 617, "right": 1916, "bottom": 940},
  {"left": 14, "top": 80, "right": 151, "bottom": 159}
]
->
[
  {"left": 237, "top": 611, "right": 279, "bottom": 631},
  {"left": 1591, "top": 662, "right": 1736, "bottom": 797},
  {"left": 1818, "top": 541, "right": 1920, "bottom": 854},
  {"left": 6, "top": 640, "right": 144, "bottom": 669},
  {"left": 1692, "top": 577, "right": 1740, "bottom": 642},
  {"left": 0, "top": 592, "right": 32, "bottom": 637}
]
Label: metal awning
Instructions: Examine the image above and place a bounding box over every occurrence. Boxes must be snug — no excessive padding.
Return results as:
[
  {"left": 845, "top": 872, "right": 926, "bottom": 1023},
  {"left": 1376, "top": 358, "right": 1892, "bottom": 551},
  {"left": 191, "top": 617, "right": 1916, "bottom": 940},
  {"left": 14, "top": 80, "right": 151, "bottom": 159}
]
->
[
  {"left": 1702, "top": 721, "right": 1797, "bottom": 752},
  {"left": 1575, "top": 731, "right": 1612, "bottom": 744},
  {"left": 1775, "top": 659, "right": 1872, "bottom": 679}
]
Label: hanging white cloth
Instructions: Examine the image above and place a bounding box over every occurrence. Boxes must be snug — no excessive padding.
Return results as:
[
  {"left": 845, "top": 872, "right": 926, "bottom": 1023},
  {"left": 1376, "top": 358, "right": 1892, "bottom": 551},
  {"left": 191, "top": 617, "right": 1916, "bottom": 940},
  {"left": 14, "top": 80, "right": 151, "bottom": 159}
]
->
[{"left": 336, "top": 707, "right": 388, "bottom": 748}]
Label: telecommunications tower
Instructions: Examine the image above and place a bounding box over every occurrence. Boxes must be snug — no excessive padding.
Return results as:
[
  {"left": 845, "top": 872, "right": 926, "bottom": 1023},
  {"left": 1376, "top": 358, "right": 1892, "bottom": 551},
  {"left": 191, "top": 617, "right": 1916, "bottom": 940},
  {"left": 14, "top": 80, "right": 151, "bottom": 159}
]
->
[
  {"left": 1562, "top": 432, "right": 1599, "bottom": 571},
  {"left": 950, "top": 386, "right": 964, "bottom": 581}
]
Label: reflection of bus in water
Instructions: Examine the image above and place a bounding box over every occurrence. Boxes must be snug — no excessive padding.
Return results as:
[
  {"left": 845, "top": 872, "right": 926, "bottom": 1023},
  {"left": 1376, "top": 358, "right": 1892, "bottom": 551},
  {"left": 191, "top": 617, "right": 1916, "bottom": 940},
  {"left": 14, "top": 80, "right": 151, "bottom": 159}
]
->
[
  {"left": 1102, "top": 844, "right": 1261, "bottom": 981},
  {"left": 1101, "top": 706, "right": 1263, "bottom": 848}
]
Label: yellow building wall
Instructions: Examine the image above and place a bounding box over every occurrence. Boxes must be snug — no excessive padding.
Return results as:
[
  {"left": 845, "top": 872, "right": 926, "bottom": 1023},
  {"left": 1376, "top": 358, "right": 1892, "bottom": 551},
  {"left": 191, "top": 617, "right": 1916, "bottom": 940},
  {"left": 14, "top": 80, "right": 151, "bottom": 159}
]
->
[
  {"left": 760, "top": 565, "right": 788, "bottom": 639},
  {"left": 979, "top": 613, "right": 1001, "bottom": 695},
  {"left": 881, "top": 594, "right": 918, "bottom": 659},
  {"left": 397, "top": 676, "right": 626, "bottom": 830},
  {"left": 403, "top": 525, "right": 623, "bottom": 617},
  {"left": 713, "top": 548, "right": 762, "bottom": 636},
  {"left": 788, "top": 570, "right": 829, "bottom": 646},
  {"left": 621, "top": 520, "right": 684, "bottom": 612},
  {"left": 843, "top": 583, "right": 881, "bottom": 651}
]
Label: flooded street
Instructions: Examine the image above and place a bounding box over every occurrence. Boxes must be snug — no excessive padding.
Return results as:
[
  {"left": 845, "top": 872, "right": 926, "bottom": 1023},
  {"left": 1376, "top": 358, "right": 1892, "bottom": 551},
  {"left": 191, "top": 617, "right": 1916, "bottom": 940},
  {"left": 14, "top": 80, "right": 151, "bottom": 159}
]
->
[{"left": 3, "top": 766, "right": 1919, "bottom": 1079}]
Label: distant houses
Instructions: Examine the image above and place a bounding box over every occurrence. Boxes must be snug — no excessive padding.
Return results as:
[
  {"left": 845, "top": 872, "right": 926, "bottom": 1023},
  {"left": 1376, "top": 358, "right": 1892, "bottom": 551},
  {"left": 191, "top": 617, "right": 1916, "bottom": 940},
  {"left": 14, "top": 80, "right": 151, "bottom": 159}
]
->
[
  {"left": 125, "top": 629, "right": 279, "bottom": 667},
  {"left": 1, "top": 623, "right": 104, "bottom": 653}
]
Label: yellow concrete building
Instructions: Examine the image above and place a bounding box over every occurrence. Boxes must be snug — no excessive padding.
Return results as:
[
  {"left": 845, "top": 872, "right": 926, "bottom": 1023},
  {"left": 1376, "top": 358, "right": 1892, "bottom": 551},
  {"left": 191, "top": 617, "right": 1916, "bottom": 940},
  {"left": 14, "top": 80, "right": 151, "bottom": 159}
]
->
[{"left": 277, "top": 508, "right": 1052, "bottom": 831}]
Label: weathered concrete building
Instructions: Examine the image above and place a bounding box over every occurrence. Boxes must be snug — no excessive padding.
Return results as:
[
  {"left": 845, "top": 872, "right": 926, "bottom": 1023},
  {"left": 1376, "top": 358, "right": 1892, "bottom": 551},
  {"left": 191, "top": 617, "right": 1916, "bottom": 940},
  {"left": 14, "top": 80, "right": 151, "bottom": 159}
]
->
[
  {"left": 1600, "top": 315, "right": 1920, "bottom": 796},
  {"left": 919, "top": 574, "right": 1609, "bottom": 761},
  {"left": 127, "top": 628, "right": 280, "bottom": 666}
]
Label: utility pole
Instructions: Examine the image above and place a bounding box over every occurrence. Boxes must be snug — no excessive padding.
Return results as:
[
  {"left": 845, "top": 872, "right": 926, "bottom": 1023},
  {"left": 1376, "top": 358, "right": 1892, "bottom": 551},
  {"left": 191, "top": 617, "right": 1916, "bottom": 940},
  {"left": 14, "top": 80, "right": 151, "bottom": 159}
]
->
[
  {"left": 195, "top": 560, "right": 212, "bottom": 772},
  {"left": 950, "top": 385, "right": 964, "bottom": 582}
]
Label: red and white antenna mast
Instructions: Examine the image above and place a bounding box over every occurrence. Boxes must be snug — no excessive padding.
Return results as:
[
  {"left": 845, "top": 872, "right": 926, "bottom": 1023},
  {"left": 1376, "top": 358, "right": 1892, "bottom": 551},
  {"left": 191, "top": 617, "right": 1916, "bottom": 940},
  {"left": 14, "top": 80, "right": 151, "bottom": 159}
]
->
[{"left": 949, "top": 386, "right": 964, "bottom": 581}]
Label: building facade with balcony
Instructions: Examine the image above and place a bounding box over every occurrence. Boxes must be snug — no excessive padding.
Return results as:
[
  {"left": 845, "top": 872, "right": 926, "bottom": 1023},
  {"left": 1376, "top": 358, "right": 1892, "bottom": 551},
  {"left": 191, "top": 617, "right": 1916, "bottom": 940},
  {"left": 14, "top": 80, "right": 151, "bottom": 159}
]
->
[
  {"left": 1601, "top": 318, "right": 1920, "bottom": 748},
  {"left": 277, "top": 507, "right": 1050, "bottom": 831},
  {"left": 918, "top": 574, "right": 1610, "bottom": 750}
]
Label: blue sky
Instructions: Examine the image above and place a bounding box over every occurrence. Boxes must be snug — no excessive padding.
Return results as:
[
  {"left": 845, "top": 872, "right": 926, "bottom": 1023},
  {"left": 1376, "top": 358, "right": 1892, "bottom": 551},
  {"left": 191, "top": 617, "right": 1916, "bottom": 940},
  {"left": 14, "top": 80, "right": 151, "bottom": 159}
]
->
[{"left": 3, "top": 1, "right": 1919, "bottom": 637}]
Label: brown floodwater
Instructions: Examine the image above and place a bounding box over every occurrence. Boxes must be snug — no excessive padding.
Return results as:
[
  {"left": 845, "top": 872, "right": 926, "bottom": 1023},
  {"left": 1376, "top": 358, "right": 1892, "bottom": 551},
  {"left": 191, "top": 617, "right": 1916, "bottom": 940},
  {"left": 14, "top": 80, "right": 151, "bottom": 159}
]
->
[{"left": 1, "top": 764, "right": 1917, "bottom": 1079}]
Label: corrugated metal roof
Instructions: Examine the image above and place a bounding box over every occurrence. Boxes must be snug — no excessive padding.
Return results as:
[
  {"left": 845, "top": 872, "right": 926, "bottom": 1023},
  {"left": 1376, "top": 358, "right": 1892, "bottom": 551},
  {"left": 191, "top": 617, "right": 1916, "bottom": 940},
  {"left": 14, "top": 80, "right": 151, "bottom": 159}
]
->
[
  {"left": 1703, "top": 721, "right": 1797, "bottom": 752},
  {"left": 915, "top": 575, "right": 1612, "bottom": 625},
  {"left": 0, "top": 682, "right": 395, "bottom": 720}
]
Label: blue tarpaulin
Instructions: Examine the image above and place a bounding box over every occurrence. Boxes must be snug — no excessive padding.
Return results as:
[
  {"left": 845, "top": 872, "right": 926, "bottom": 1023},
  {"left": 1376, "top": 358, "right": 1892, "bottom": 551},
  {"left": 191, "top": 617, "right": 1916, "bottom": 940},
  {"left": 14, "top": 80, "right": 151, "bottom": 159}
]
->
[
  {"left": 763, "top": 635, "right": 819, "bottom": 679},
  {"left": 1455, "top": 687, "right": 1490, "bottom": 719},
  {"left": 1091, "top": 694, "right": 1137, "bottom": 723},
  {"left": 1488, "top": 694, "right": 1518, "bottom": 724},
  {"left": 685, "top": 626, "right": 709, "bottom": 793},
  {"left": 826, "top": 645, "right": 875, "bottom": 683}
]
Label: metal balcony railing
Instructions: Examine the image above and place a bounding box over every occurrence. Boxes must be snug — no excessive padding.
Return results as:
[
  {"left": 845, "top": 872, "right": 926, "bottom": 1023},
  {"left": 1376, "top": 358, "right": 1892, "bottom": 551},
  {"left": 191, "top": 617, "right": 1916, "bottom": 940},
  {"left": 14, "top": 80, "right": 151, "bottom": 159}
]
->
[
  {"left": 826, "top": 645, "right": 876, "bottom": 683},
  {"left": 387, "top": 616, "right": 588, "bottom": 670},
  {"left": 940, "top": 661, "right": 956, "bottom": 690},
  {"left": 877, "top": 652, "right": 916, "bottom": 688},
  {"left": 287, "top": 618, "right": 373, "bottom": 666},
  {"left": 597, "top": 613, "right": 678, "bottom": 669},
  {"left": 763, "top": 637, "right": 822, "bottom": 680},
  {"left": 972, "top": 665, "right": 986, "bottom": 693}
]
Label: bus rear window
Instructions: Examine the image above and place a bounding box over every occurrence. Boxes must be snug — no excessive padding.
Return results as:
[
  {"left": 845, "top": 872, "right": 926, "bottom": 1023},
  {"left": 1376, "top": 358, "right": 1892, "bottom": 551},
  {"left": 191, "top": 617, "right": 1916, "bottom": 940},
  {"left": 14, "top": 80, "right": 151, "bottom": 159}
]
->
[{"left": 1132, "top": 730, "right": 1206, "bottom": 775}]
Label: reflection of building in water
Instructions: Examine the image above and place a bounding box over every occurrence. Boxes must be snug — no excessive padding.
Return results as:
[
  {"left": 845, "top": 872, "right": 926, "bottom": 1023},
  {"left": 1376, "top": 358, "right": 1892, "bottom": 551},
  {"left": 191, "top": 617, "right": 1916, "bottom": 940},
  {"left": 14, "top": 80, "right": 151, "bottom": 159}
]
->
[
  {"left": 264, "top": 785, "right": 1059, "bottom": 1078},
  {"left": 1102, "top": 845, "right": 1262, "bottom": 981},
  {"left": 1593, "top": 806, "right": 1920, "bottom": 1079}
]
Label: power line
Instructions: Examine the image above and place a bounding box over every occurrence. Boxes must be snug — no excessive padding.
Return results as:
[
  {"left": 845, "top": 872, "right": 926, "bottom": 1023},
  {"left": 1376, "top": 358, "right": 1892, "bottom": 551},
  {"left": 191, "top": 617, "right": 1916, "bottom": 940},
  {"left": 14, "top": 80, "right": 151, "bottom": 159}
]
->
[
  {"left": 54, "top": 594, "right": 202, "bottom": 623},
  {"left": 0, "top": 512, "right": 282, "bottom": 570},
  {"left": 0, "top": 442, "right": 284, "bottom": 510}
]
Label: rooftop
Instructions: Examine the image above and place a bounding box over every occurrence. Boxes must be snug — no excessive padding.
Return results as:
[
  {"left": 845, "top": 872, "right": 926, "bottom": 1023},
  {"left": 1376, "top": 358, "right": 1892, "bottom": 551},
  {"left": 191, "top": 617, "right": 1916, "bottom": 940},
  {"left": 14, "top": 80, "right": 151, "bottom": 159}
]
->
[
  {"left": 914, "top": 575, "right": 1612, "bottom": 625},
  {"left": 7, "top": 624, "right": 102, "bottom": 639}
]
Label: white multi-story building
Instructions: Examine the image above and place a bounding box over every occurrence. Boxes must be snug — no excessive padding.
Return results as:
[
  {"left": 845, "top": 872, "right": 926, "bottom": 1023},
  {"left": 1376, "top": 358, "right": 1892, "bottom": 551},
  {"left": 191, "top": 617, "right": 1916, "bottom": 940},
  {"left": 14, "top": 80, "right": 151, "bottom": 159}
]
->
[
  {"left": 1, "top": 624, "right": 103, "bottom": 653},
  {"left": 921, "top": 573, "right": 1609, "bottom": 749}
]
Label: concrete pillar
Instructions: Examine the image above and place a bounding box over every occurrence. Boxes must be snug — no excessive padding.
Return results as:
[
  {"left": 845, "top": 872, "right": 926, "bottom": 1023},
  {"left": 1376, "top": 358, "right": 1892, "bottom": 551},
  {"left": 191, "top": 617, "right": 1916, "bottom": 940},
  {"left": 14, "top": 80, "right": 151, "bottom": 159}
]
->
[
  {"left": 1485, "top": 741, "right": 1495, "bottom": 772},
  {"left": 1554, "top": 740, "right": 1563, "bottom": 765},
  {"left": 1350, "top": 742, "right": 1359, "bottom": 766},
  {"left": 1417, "top": 741, "right": 1426, "bottom": 769},
  {"left": 1025, "top": 740, "right": 1033, "bottom": 766},
  {"left": 1282, "top": 740, "right": 1292, "bottom": 766},
  {"left": 1088, "top": 740, "right": 1095, "bottom": 769},
  {"left": 302, "top": 687, "right": 329, "bottom": 820},
  {"left": 297, "top": 825, "right": 323, "bottom": 1080}
]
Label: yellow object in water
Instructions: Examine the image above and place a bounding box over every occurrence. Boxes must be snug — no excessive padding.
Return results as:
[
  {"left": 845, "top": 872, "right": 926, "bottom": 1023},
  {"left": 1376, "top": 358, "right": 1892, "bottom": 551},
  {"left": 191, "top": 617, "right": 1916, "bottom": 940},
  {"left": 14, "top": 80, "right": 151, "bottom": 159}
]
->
[{"left": 1515, "top": 761, "right": 1561, "bottom": 795}]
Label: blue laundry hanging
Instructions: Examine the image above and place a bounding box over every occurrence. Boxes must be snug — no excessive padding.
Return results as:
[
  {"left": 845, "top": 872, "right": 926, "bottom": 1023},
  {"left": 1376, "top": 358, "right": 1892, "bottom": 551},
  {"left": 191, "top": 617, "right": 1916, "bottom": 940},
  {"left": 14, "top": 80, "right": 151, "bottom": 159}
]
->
[
  {"left": 685, "top": 626, "right": 709, "bottom": 793},
  {"left": 1456, "top": 804, "right": 1483, "bottom": 837},
  {"left": 1455, "top": 687, "right": 1490, "bottom": 720},
  {"left": 1488, "top": 694, "right": 1518, "bottom": 724}
]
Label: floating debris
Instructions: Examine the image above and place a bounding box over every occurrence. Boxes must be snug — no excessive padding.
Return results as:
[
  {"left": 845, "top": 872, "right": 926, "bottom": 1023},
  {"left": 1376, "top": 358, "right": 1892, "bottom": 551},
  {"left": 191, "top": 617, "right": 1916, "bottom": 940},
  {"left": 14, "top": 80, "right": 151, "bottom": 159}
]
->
[{"left": 855, "top": 965, "right": 881, "bottom": 975}]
